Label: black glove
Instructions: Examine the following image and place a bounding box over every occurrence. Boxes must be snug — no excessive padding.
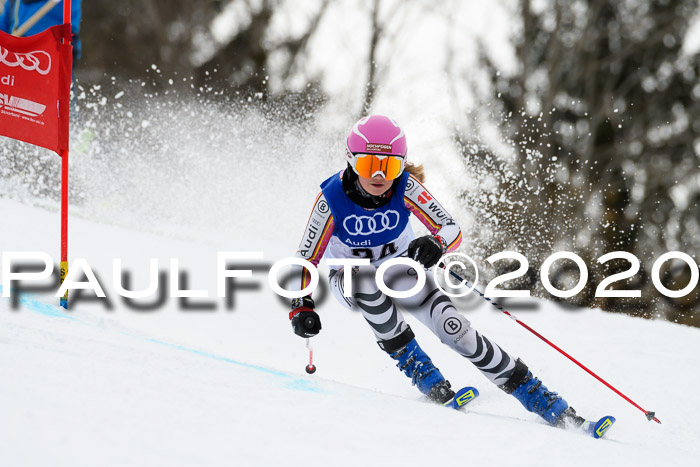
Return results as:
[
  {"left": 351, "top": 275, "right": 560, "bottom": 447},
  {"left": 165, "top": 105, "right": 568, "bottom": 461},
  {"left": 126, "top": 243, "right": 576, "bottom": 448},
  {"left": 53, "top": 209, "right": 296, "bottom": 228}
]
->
[
  {"left": 407, "top": 235, "right": 446, "bottom": 269},
  {"left": 290, "top": 296, "right": 322, "bottom": 338}
]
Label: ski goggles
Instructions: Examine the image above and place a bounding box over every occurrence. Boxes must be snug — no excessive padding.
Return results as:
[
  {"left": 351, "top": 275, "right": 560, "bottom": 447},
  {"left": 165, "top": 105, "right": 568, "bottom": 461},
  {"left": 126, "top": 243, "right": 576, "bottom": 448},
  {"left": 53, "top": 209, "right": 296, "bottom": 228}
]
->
[{"left": 350, "top": 153, "right": 406, "bottom": 180}]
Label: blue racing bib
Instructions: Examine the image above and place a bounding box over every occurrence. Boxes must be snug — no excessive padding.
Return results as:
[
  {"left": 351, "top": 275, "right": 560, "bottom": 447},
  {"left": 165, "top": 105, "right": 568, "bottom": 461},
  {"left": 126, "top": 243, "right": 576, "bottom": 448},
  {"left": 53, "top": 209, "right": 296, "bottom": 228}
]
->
[{"left": 321, "top": 171, "right": 411, "bottom": 248}]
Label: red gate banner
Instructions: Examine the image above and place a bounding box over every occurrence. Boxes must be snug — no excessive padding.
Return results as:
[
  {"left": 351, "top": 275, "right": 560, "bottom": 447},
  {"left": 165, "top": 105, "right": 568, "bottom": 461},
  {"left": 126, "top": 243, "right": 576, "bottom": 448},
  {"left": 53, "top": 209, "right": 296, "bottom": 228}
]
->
[{"left": 0, "top": 24, "right": 72, "bottom": 155}]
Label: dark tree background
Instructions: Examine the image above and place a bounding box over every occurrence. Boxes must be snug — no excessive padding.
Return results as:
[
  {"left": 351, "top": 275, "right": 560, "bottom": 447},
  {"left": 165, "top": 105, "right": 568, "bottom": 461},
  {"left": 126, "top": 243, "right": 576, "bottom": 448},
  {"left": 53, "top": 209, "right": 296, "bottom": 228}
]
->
[
  {"left": 456, "top": 0, "right": 700, "bottom": 323},
  {"left": 78, "top": 0, "right": 329, "bottom": 101}
]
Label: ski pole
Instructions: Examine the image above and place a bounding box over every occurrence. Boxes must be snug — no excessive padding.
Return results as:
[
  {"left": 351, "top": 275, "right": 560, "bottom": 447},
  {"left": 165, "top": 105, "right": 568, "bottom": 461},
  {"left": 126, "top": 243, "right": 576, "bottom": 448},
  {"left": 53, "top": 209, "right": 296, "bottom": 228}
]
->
[
  {"left": 305, "top": 338, "right": 316, "bottom": 374},
  {"left": 443, "top": 266, "right": 661, "bottom": 424}
]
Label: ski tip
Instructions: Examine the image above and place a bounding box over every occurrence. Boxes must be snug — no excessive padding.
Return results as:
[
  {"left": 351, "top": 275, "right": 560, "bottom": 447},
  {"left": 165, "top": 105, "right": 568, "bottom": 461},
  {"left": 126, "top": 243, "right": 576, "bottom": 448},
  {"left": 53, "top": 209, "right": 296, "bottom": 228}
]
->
[
  {"left": 448, "top": 386, "right": 479, "bottom": 410},
  {"left": 590, "top": 415, "right": 616, "bottom": 439}
]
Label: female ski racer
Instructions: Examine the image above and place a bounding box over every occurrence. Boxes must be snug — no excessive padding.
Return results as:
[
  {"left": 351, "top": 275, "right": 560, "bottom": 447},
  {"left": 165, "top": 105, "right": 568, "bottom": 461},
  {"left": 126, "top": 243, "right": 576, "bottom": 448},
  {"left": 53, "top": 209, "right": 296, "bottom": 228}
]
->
[{"left": 288, "top": 115, "right": 612, "bottom": 436}]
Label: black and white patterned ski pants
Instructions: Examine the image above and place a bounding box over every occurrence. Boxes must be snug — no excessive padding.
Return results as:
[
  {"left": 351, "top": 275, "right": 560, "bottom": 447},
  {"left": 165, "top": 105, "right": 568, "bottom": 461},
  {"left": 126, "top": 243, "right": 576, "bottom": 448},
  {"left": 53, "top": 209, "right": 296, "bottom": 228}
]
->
[{"left": 329, "top": 263, "right": 517, "bottom": 386}]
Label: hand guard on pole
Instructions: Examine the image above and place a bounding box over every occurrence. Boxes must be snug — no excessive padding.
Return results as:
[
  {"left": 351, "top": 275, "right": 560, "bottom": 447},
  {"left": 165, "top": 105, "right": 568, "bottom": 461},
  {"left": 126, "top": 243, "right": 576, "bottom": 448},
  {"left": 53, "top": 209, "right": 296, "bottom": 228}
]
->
[{"left": 290, "top": 296, "right": 322, "bottom": 338}]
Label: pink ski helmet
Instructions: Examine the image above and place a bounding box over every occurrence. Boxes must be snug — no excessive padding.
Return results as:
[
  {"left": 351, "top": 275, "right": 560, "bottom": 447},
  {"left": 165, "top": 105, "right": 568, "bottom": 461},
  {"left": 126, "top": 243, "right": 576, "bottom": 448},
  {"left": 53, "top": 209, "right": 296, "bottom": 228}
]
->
[{"left": 346, "top": 115, "right": 408, "bottom": 179}]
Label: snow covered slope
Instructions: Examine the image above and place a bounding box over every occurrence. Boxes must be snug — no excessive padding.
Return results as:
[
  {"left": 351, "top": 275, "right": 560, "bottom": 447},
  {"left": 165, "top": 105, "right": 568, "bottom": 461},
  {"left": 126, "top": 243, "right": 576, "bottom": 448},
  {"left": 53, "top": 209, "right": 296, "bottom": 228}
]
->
[{"left": 2, "top": 197, "right": 699, "bottom": 467}]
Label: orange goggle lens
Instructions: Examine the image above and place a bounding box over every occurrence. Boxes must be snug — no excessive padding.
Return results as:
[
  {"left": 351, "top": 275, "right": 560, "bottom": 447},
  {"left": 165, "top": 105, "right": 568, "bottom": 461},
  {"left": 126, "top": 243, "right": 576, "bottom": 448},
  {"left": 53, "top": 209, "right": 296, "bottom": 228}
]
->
[{"left": 353, "top": 154, "right": 405, "bottom": 180}]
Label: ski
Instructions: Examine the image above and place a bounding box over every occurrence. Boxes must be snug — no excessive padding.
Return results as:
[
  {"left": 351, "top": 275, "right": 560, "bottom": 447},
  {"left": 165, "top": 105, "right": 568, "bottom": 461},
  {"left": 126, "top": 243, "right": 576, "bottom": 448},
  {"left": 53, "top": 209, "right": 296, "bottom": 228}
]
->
[
  {"left": 443, "top": 386, "right": 479, "bottom": 410},
  {"left": 580, "top": 415, "right": 616, "bottom": 439},
  {"left": 442, "top": 393, "right": 615, "bottom": 439}
]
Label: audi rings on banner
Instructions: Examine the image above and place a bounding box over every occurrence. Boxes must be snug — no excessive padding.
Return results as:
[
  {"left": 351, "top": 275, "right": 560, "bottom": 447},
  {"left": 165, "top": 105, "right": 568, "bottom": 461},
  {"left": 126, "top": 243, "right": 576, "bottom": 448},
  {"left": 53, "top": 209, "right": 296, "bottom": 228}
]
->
[{"left": 0, "top": 47, "right": 52, "bottom": 75}]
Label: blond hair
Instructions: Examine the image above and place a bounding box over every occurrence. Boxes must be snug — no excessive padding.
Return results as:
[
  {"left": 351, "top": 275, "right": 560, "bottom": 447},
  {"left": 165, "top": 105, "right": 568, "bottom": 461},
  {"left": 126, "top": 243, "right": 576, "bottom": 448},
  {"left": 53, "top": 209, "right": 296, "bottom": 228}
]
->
[{"left": 405, "top": 162, "right": 425, "bottom": 183}]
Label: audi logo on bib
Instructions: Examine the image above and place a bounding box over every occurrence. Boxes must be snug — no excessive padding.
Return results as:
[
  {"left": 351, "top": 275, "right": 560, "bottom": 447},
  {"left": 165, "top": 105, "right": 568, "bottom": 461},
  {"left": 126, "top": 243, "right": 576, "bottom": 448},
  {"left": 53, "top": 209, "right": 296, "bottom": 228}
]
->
[{"left": 343, "top": 210, "right": 401, "bottom": 236}]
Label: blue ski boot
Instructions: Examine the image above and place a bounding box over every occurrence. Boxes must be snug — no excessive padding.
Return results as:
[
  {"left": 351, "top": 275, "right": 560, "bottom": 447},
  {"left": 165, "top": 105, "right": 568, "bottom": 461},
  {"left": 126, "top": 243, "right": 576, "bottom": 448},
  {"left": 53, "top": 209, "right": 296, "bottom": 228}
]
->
[
  {"left": 391, "top": 338, "right": 455, "bottom": 403},
  {"left": 379, "top": 327, "right": 455, "bottom": 404},
  {"left": 500, "top": 359, "right": 615, "bottom": 437},
  {"left": 499, "top": 359, "right": 569, "bottom": 425}
]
